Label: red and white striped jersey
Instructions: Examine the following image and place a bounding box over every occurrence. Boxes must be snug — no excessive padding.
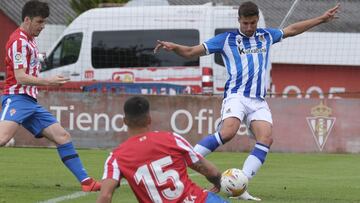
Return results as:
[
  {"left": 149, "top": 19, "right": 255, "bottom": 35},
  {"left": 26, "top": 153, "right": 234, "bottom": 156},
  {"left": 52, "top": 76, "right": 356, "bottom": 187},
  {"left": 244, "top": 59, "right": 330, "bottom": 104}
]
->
[
  {"left": 102, "top": 131, "right": 208, "bottom": 203},
  {"left": 3, "top": 28, "right": 40, "bottom": 99}
]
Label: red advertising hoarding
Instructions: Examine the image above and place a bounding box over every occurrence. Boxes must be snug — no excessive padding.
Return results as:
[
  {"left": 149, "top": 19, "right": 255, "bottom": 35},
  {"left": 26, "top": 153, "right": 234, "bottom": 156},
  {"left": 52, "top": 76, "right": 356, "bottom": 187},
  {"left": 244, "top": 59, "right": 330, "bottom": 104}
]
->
[
  {"left": 4, "top": 93, "right": 360, "bottom": 153},
  {"left": 271, "top": 64, "right": 360, "bottom": 98}
]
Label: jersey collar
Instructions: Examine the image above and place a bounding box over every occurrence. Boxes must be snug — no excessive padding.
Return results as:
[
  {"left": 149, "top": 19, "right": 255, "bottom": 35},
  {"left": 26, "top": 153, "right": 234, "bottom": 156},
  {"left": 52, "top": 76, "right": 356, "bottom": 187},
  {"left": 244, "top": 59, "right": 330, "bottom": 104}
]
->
[
  {"left": 18, "top": 27, "right": 34, "bottom": 40},
  {"left": 237, "top": 28, "right": 261, "bottom": 38}
]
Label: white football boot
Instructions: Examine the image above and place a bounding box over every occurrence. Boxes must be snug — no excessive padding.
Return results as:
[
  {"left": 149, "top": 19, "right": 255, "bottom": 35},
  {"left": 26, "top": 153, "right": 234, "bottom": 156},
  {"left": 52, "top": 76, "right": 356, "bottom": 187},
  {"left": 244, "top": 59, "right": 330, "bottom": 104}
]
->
[{"left": 229, "top": 190, "right": 261, "bottom": 201}]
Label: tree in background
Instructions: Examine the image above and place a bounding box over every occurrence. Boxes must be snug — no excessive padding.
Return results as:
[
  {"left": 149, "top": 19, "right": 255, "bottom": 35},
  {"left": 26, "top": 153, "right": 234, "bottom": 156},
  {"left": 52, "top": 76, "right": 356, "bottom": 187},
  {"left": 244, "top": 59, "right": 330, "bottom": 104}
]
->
[{"left": 69, "top": 0, "right": 130, "bottom": 22}]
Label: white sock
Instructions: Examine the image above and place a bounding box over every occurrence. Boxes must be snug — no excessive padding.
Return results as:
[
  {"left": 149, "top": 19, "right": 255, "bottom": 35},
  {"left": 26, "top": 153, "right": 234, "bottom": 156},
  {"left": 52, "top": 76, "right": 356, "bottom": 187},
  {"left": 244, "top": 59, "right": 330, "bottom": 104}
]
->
[
  {"left": 242, "top": 143, "right": 269, "bottom": 180},
  {"left": 194, "top": 132, "right": 224, "bottom": 157},
  {"left": 242, "top": 155, "right": 262, "bottom": 180}
]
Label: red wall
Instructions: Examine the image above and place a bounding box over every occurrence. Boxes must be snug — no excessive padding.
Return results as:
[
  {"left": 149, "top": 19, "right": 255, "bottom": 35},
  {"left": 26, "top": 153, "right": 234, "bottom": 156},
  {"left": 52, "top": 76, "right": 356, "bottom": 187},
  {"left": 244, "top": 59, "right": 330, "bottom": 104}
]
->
[
  {"left": 0, "top": 10, "right": 17, "bottom": 76},
  {"left": 271, "top": 64, "right": 360, "bottom": 98}
]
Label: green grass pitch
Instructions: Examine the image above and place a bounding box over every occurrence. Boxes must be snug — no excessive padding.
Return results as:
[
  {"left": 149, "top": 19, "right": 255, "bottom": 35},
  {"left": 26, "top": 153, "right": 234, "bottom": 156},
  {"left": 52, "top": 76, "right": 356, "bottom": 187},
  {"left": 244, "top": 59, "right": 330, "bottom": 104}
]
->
[{"left": 0, "top": 147, "right": 359, "bottom": 203}]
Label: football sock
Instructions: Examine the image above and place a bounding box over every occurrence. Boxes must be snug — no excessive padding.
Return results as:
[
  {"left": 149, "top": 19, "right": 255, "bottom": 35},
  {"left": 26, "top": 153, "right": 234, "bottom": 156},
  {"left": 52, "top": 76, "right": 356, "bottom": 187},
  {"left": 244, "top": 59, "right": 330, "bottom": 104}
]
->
[
  {"left": 57, "top": 142, "right": 89, "bottom": 182},
  {"left": 194, "top": 132, "right": 224, "bottom": 156},
  {"left": 242, "top": 142, "right": 269, "bottom": 180}
]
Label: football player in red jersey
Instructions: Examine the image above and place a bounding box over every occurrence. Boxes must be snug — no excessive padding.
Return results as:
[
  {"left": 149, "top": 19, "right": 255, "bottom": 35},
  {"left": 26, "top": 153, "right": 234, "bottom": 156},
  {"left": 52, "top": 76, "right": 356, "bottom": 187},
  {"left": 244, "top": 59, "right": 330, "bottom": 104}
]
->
[
  {"left": 0, "top": 0, "right": 100, "bottom": 192},
  {"left": 97, "top": 96, "right": 229, "bottom": 203}
]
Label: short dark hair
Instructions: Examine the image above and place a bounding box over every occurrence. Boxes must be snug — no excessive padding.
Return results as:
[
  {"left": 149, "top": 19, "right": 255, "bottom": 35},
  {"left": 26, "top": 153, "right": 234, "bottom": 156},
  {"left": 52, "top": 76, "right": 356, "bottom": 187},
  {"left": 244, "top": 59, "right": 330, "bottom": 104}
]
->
[
  {"left": 124, "top": 96, "right": 150, "bottom": 128},
  {"left": 238, "top": 1, "right": 259, "bottom": 17},
  {"left": 22, "top": 0, "right": 49, "bottom": 21}
]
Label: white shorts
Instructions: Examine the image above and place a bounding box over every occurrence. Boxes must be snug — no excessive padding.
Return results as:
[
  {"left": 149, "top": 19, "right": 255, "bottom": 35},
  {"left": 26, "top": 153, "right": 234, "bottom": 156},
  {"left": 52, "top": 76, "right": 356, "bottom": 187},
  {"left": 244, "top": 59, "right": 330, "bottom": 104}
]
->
[{"left": 220, "top": 94, "right": 273, "bottom": 128}]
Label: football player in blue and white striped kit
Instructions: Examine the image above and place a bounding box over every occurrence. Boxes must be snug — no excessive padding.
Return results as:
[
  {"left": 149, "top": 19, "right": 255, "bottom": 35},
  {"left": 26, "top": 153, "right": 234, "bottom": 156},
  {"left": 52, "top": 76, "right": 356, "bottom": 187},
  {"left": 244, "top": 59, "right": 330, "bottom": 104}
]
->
[{"left": 154, "top": 1, "right": 340, "bottom": 200}]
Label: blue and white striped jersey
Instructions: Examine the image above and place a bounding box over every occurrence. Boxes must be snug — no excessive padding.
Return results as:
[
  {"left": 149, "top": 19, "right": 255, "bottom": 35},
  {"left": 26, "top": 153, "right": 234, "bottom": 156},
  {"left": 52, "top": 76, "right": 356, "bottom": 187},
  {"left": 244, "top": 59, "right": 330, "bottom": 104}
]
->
[{"left": 203, "top": 28, "right": 283, "bottom": 99}]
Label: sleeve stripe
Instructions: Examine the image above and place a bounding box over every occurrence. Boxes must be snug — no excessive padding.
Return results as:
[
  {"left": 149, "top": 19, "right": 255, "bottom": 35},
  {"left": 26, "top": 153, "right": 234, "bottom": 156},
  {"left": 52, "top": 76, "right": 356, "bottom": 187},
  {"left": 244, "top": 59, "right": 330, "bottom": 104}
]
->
[
  {"left": 12, "top": 41, "right": 18, "bottom": 68},
  {"left": 202, "top": 43, "right": 210, "bottom": 55},
  {"left": 21, "top": 40, "right": 28, "bottom": 68},
  {"left": 173, "top": 133, "right": 201, "bottom": 164},
  {"left": 11, "top": 40, "right": 27, "bottom": 69},
  {"left": 102, "top": 152, "right": 121, "bottom": 181},
  {"left": 111, "top": 158, "right": 120, "bottom": 180},
  {"left": 280, "top": 29, "right": 284, "bottom": 39},
  {"left": 173, "top": 133, "right": 192, "bottom": 147},
  {"left": 102, "top": 155, "right": 112, "bottom": 179}
]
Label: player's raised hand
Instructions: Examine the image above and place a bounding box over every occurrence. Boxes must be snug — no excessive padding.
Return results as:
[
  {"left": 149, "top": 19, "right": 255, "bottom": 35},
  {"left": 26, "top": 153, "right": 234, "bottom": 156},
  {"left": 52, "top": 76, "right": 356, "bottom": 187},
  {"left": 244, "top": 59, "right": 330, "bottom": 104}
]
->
[
  {"left": 321, "top": 3, "right": 340, "bottom": 23},
  {"left": 48, "top": 75, "right": 70, "bottom": 86},
  {"left": 154, "top": 40, "right": 177, "bottom": 53}
]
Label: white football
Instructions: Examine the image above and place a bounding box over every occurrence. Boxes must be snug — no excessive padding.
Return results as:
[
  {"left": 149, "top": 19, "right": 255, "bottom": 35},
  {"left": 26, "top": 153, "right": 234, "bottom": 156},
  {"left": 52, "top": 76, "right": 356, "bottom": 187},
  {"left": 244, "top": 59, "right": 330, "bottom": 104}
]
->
[{"left": 220, "top": 168, "right": 248, "bottom": 197}]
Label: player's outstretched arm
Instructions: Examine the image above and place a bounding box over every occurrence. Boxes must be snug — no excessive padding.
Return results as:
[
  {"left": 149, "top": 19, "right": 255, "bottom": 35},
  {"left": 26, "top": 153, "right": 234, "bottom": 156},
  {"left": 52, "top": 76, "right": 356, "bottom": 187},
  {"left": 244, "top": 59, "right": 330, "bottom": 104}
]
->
[
  {"left": 154, "top": 40, "right": 205, "bottom": 59},
  {"left": 283, "top": 3, "right": 340, "bottom": 38},
  {"left": 14, "top": 69, "right": 69, "bottom": 86},
  {"left": 96, "top": 179, "right": 118, "bottom": 203},
  {"left": 190, "top": 158, "right": 222, "bottom": 191}
]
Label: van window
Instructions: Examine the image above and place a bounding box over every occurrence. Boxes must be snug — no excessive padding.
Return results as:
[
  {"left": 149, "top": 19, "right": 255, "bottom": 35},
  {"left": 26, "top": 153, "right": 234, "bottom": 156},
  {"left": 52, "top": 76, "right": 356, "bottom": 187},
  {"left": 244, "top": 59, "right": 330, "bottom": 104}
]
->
[
  {"left": 214, "top": 28, "right": 237, "bottom": 66},
  {"left": 92, "top": 30, "right": 199, "bottom": 69},
  {"left": 42, "top": 33, "right": 83, "bottom": 71}
]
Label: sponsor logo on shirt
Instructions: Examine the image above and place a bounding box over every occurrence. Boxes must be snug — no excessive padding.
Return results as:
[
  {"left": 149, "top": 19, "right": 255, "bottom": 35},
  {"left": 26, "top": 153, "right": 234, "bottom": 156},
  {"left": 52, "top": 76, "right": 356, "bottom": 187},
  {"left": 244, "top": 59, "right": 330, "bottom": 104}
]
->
[
  {"left": 238, "top": 47, "right": 267, "bottom": 55},
  {"left": 259, "top": 34, "right": 265, "bottom": 42},
  {"left": 30, "top": 58, "right": 38, "bottom": 66},
  {"left": 14, "top": 53, "right": 22, "bottom": 63}
]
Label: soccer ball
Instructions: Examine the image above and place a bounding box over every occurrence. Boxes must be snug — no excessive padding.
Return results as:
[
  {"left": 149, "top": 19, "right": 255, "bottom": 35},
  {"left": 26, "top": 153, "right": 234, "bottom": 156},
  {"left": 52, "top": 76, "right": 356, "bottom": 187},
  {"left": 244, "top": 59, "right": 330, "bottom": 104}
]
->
[{"left": 220, "top": 168, "right": 248, "bottom": 197}]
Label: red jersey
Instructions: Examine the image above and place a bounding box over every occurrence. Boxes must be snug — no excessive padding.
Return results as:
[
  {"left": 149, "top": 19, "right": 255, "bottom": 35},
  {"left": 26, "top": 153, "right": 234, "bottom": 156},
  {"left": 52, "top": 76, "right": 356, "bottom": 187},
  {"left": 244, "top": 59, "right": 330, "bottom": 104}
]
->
[
  {"left": 102, "top": 131, "right": 208, "bottom": 203},
  {"left": 4, "top": 28, "right": 40, "bottom": 99}
]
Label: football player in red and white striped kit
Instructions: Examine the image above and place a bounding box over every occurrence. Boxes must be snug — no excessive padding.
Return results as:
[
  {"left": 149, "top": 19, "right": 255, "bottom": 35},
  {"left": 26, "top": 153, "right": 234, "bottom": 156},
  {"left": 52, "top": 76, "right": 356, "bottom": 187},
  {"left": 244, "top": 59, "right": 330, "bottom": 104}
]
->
[
  {"left": 0, "top": 0, "right": 100, "bottom": 192},
  {"left": 97, "top": 96, "right": 229, "bottom": 203}
]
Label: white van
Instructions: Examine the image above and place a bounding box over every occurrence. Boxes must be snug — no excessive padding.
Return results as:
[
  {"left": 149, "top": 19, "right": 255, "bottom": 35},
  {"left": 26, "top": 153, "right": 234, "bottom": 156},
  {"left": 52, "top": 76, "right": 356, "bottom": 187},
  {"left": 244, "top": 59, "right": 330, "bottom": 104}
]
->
[{"left": 40, "top": 5, "right": 266, "bottom": 94}]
